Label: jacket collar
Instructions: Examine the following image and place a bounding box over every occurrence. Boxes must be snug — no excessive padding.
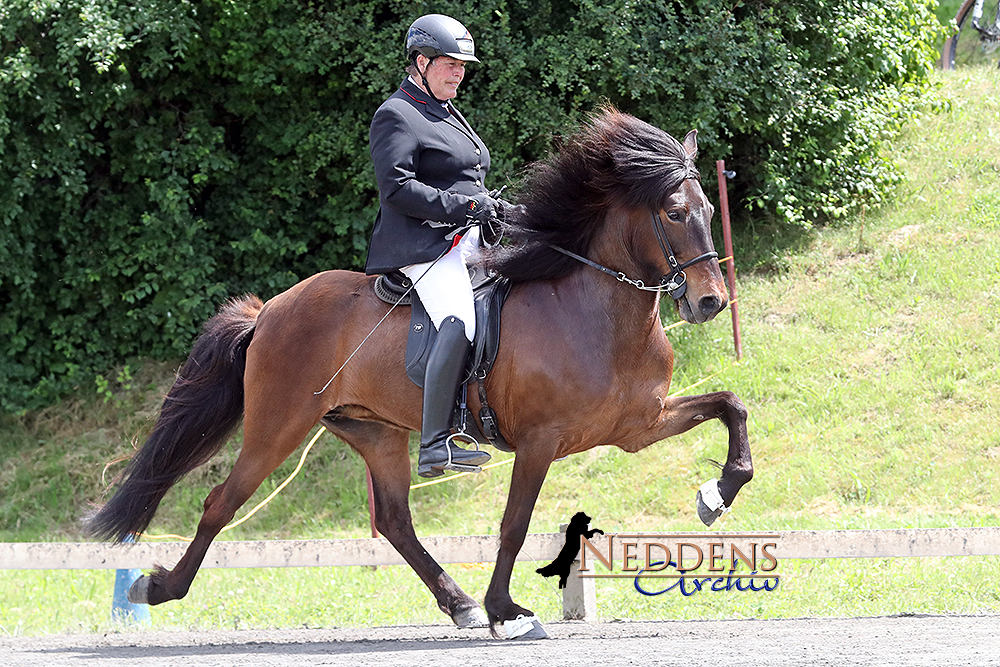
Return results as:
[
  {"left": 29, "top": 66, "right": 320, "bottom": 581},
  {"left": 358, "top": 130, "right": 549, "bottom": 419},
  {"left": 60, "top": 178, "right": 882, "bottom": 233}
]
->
[
  {"left": 397, "top": 78, "right": 478, "bottom": 144},
  {"left": 399, "top": 78, "right": 450, "bottom": 120}
]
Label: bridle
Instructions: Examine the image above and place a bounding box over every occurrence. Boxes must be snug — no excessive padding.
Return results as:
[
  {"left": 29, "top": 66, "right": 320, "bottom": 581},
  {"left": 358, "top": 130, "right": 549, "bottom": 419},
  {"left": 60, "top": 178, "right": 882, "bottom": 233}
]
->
[{"left": 550, "top": 209, "right": 718, "bottom": 301}]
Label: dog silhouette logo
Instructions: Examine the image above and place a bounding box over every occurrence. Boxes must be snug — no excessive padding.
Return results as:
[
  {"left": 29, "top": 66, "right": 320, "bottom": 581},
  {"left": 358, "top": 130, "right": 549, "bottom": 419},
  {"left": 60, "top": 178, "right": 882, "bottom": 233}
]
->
[{"left": 536, "top": 511, "right": 604, "bottom": 588}]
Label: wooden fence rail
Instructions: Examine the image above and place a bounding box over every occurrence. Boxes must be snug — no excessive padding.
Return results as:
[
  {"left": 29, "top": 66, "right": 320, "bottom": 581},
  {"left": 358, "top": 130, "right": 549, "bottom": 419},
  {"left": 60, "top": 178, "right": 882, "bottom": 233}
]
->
[
  {"left": 4, "top": 528, "right": 997, "bottom": 621},
  {"left": 4, "top": 527, "right": 999, "bottom": 571}
]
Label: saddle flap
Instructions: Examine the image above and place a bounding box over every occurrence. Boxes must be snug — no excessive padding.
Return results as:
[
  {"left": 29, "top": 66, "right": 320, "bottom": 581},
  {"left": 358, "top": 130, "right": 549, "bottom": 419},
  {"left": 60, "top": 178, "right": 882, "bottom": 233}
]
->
[
  {"left": 472, "top": 278, "right": 512, "bottom": 379},
  {"left": 404, "top": 298, "right": 434, "bottom": 387},
  {"left": 403, "top": 275, "right": 511, "bottom": 389}
]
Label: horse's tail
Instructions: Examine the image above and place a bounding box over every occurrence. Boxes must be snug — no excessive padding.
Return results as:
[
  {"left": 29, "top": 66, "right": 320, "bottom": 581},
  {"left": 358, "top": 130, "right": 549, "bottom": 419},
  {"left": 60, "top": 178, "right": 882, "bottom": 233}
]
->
[{"left": 86, "top": 294, "right": 264, "bottom": 543}]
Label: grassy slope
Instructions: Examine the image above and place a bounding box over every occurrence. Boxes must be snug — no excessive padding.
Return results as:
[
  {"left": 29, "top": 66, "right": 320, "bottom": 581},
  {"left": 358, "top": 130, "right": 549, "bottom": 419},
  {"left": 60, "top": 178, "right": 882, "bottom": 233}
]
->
[{"left": 1, "top": 67, "right": 998, "bottom": 634}]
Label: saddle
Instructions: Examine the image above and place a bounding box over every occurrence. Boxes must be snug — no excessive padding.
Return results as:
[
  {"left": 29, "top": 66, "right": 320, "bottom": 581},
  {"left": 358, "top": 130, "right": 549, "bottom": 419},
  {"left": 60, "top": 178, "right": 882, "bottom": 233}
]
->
[{"left": 374, "top": 267, "right": 514, "bottom": 452}]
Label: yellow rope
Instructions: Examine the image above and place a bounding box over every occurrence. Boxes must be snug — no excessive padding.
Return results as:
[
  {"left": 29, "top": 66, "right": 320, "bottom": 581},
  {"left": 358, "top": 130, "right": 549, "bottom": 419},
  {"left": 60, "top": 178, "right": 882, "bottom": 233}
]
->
[
  {"left": 140, "top": 425, "right": 326, "bottom": 542},
  {"left": 139, "top": 427, "right": 517, "bottom": 539},
  {"left": 219, "top": 426, "right": 325, "bottom": 534},
  {"left": 668, "top": 364, "right": 735, "bottom": 397}
]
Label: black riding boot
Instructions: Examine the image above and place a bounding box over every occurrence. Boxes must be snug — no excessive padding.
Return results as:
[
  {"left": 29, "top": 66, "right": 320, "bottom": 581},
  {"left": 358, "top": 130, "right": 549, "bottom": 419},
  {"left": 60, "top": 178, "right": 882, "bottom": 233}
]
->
[{"left": 417, "top": 316, "right": 492, "bottom": 478}]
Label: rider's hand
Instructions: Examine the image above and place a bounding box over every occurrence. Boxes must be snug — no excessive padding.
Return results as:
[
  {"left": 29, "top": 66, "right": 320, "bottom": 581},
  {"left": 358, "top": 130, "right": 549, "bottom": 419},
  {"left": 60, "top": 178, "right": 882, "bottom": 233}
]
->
[
  {"left": 496, "top": 198, "right": 526, "bottom": 220},
  {"left": 466, "top": 193, "right": 498, "bottom": 224}
]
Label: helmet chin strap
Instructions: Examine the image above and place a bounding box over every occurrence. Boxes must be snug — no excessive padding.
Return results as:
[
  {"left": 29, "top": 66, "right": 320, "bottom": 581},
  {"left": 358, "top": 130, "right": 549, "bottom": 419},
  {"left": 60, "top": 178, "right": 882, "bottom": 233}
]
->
[{"left": 416, "top": 57, "right": 446, "bottom": 105}]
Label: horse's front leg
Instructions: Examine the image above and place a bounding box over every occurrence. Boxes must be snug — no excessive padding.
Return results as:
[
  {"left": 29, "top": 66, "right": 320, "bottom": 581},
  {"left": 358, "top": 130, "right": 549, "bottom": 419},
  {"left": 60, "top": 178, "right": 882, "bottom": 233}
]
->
[
  {"left": 658, "top": 390, "right": 752, "bottom": 526},
  {"left": 484, "top": 446, "right": 553, "bottom": 640}
]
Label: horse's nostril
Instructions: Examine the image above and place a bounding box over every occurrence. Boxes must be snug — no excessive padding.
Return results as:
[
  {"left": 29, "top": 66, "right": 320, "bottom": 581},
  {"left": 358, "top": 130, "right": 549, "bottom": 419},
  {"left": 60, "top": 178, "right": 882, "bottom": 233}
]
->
[{"left": 699, "top": 295, "right": 722, "bottom": 316}]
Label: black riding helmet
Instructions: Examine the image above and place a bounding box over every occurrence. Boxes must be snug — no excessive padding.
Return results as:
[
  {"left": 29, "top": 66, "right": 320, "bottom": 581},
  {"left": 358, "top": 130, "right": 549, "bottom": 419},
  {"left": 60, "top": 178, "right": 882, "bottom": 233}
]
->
[{"left": 406, "top": 14, "right": 480, "bottom": 64}]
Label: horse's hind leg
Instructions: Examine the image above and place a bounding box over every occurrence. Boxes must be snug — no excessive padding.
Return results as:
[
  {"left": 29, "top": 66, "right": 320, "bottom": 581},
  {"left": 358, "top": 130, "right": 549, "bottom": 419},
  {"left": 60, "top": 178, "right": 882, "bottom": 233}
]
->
[
  {"left": 325, "top": 418, "right": 487, "bottom": 628},
  {"left": 130, "top": 405, "right": 320, "bottom": 606}
]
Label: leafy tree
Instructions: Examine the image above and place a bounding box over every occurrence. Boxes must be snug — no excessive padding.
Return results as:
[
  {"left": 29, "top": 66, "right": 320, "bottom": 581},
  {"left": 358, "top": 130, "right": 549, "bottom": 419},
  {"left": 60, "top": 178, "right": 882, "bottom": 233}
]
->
[{"left": 0, "top": 0, "right": 943, "bottom": 411}]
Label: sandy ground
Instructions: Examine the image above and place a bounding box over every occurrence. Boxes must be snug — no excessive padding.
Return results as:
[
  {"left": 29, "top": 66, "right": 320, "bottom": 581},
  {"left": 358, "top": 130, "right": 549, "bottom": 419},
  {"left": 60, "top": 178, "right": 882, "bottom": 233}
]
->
[{"left": 3, "top": 615, "right": 999, "bottom": 666}]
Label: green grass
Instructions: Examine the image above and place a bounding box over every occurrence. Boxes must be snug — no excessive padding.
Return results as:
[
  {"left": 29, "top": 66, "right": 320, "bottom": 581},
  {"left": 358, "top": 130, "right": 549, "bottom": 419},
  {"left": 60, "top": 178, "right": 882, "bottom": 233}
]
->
[
  {"left": 1, "top": 66, "right": 999, "bottom": 635},
  {"left": 4, "top": 556, "right": 999, "bottom": 636}
]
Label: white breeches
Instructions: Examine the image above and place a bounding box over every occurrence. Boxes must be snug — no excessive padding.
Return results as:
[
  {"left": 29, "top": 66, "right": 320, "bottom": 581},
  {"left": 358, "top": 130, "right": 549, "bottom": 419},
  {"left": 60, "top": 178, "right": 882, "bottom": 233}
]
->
[{"left": 400, "top": 226, "right": 480, "bottom": 342}]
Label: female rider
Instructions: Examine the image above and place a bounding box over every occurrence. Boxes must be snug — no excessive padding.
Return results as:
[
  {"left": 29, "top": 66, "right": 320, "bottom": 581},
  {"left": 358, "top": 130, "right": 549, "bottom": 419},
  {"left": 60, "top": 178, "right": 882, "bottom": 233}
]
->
[{"left": 365, "top": 14, "right": 496, "bottom": 478}]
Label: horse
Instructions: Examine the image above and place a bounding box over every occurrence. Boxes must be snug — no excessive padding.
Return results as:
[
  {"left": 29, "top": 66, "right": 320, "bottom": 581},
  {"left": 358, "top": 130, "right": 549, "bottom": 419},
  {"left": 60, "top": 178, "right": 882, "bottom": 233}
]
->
[{"left": 86, "top": 107, "right": 753, "bottom": 640}]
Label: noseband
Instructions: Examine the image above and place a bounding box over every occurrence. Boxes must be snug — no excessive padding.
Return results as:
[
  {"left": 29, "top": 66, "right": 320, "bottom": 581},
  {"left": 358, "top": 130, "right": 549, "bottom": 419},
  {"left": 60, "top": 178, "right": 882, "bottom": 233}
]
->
[
  {"left": 549, "top": 210, "right": 718, "bottom": 301},
  {"left": 649, "top": 210, "right": 719, "bottom": 299}
]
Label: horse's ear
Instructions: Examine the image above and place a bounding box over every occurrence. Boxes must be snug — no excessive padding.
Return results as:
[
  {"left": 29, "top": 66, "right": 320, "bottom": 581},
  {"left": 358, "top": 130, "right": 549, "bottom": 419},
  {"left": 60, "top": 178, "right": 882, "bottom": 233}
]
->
[{"left": 683, "top": 130, "right": 698, "bottom": 158}]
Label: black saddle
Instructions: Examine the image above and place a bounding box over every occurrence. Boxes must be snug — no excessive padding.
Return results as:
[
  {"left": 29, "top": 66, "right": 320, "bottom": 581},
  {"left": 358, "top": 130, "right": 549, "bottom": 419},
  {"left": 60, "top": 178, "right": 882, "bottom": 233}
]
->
[{"left": 374, "top": 267, "right": 514, "bottom": 452}]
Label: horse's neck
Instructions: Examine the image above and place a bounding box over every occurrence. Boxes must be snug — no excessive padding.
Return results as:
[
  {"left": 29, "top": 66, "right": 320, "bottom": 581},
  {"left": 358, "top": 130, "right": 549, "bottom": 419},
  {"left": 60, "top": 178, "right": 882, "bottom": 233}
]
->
[
  {"left": 581, "top": 216, "right": 664, "bottom": 340},
  {"left": 558, "top": 263, "right": 663, "bottom": 349}
]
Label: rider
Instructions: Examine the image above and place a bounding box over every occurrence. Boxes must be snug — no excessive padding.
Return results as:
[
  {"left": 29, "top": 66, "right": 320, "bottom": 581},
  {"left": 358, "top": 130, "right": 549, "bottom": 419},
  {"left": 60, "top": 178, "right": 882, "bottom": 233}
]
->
[{"left": 365, "top": 14, "right": 495, "bottom": 478}]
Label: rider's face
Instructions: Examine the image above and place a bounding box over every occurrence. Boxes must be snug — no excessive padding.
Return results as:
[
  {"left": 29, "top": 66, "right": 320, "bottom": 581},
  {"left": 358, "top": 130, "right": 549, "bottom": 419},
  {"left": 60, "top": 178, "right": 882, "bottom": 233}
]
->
[{"left": 417, "top": 55, "right": 466, "bottom": 101}]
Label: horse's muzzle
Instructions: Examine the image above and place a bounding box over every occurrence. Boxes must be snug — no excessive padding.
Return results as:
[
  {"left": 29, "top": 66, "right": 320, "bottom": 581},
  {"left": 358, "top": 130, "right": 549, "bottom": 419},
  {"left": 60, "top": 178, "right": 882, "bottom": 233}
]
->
[
  {"left": 677, "top": 286, "right": 728, "bottom": 324},
  {"left": 698, "top": 294, "right": 725, "bottom": 319}
]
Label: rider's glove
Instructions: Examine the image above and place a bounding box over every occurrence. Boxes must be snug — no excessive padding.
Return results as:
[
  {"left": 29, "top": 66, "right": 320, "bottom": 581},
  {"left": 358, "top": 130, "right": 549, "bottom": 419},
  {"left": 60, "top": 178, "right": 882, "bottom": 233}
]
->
[
  {"left": 496, "top": 198, "right": 526, "bottom": 220},
  {"left": 466, "top": 193, "right": 498, "bottom": 224}
]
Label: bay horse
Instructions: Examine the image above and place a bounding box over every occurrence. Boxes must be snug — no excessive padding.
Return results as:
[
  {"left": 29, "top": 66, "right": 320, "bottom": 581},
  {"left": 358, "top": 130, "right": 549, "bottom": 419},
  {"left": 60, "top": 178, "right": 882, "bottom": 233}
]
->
[{"left": 87, "top": 108, "right": 753, "bottom": 639}]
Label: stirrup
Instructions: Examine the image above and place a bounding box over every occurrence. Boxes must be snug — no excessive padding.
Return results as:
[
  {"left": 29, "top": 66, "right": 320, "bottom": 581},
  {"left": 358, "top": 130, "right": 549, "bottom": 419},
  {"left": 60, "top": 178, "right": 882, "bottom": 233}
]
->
[
  {"left": 446, "top": 432, "right": 490, "bottom": 468},
  {"left": 442, "top": 462, "right": 483, "bottom": 474},
  {"left": 417, "top": 434, "right": 489, "bottom": 478}
]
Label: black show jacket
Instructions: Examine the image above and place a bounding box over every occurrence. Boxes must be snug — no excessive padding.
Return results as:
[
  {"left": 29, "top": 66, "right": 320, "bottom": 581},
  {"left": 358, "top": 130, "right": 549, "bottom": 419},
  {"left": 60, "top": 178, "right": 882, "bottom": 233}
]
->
[{"left": 364, "top": 78, "right": 491, "bottom": 275}]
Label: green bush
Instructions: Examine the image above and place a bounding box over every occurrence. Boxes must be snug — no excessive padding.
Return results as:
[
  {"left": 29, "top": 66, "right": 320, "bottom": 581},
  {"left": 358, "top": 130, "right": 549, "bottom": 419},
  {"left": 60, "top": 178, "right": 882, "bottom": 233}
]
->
[{"left": 0, "top": 0, "right": 944, "bottom": 411}]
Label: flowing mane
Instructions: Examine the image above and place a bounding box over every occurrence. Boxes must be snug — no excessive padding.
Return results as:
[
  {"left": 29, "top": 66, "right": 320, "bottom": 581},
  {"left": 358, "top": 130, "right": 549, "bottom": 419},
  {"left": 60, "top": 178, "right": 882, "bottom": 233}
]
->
[{"left": 481, "top": 107, "right": 700, "bottom": 282}]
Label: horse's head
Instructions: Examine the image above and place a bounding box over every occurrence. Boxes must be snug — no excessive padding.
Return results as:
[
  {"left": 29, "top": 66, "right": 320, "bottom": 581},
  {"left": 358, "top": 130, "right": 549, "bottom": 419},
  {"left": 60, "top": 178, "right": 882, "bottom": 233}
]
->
[
  {"left": 615, "top": 128, "right": 727, "bottom": 324},
  {"left": 651, "top": 131, "right": 728, "bottom": 324}
]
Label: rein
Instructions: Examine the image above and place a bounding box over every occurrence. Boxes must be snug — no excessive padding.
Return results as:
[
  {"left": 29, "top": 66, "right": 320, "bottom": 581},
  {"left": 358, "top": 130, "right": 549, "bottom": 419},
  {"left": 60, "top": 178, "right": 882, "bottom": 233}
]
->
[{"left": 550, "top": 210, "right": 718, "bottom": 300}]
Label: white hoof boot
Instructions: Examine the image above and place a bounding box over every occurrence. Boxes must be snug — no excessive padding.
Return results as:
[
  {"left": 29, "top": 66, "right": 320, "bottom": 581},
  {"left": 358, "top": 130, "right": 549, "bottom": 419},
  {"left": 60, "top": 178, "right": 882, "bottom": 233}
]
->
[
  {"left": 503, "top": 614, "right": 548, "bottom": 640},
  {"left": 696, "top": 478, "right": 729, "bottom": 527}
]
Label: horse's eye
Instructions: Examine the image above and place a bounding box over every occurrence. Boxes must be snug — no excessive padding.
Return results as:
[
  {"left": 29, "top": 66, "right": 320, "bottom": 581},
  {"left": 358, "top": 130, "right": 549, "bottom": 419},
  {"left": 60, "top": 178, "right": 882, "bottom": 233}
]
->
[{"left": 667, "top": 210, "right": 684, "bottom": 222}]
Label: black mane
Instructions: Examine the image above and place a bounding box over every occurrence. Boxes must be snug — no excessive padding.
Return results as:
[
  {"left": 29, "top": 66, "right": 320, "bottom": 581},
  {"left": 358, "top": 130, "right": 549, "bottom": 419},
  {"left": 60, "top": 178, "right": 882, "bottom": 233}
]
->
[{"left": 480, "top": 107, "right": 699, "bottom": 282}]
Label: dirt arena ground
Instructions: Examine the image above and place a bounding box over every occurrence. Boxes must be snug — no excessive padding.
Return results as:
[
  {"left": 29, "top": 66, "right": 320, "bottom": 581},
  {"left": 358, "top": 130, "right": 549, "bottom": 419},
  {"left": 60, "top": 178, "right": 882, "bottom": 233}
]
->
[{"left": 3, "top": 614, "right": 999, "bottom": 666}]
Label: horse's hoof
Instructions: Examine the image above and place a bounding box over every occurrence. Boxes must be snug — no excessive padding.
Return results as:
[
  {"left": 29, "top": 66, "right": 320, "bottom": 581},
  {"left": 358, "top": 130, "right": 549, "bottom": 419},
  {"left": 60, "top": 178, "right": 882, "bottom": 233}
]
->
[
  {"left": 696, "top": 479, "right": 728, "bottom": 527},
  {"left": 127, "top": 575, "right": 150, "bottom": 604},
  {"left": 503, "top": 614, "right": 548, "bottom": 640},
  {"left": 696, "top": 490, "right": 724, "bottom": 526},
  {"left": 454, "top": 606, "right": 489, "bottom": 629}
]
